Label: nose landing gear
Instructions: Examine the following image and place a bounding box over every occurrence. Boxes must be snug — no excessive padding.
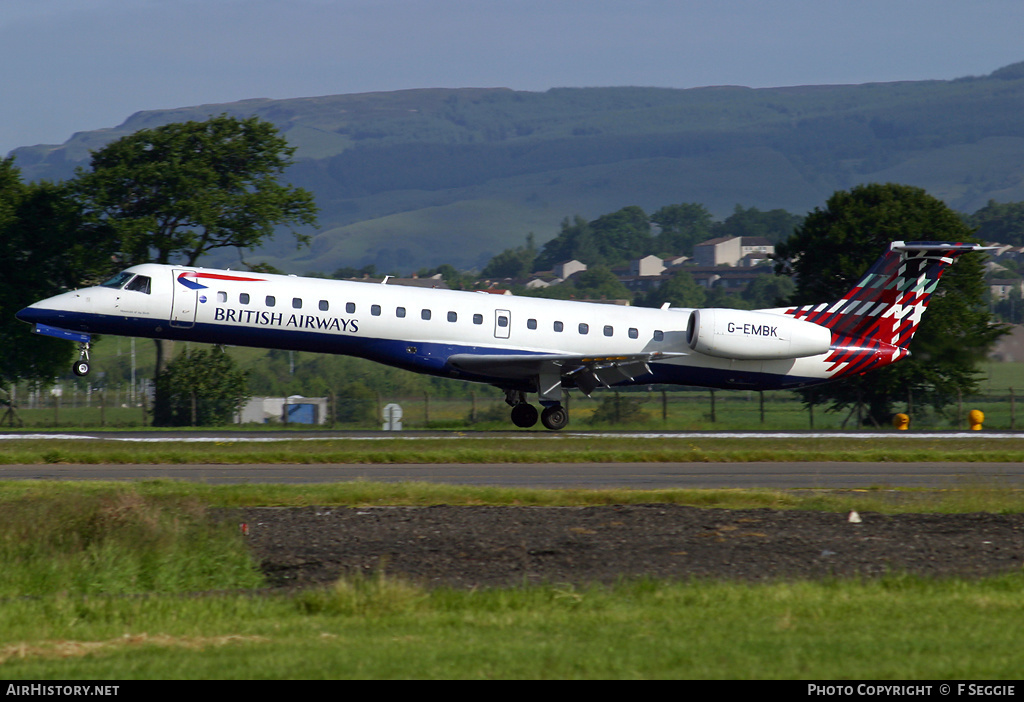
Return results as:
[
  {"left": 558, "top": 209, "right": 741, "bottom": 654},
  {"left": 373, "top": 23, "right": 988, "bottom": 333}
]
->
[
  {"left": 73, "top": 341, "right": 91, "bottom": 377},
  {"left": 27, "top": 325, "right": 93, "bottom": 377}
]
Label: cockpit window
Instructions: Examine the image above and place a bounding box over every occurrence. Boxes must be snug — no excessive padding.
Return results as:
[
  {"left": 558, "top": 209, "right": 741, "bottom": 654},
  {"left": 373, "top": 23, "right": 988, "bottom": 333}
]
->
[
  {"left": 124, "top": 275, "right": 151, "bottom": 294},
  {"left": 100, "top": 271, "right": 135, "bottom": 289}
]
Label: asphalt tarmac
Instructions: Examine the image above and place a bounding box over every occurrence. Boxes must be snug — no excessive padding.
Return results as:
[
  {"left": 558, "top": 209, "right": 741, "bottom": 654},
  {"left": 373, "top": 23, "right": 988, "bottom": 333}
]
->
[{"left": 3, "top": 430, "right": 1022, "bottom": 489}]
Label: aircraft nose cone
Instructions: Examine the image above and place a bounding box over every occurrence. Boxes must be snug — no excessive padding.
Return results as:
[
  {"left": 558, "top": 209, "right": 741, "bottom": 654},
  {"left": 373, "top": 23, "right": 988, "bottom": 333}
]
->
[{"left": 15, "top": 306, "right": 41, "bottom": 324}]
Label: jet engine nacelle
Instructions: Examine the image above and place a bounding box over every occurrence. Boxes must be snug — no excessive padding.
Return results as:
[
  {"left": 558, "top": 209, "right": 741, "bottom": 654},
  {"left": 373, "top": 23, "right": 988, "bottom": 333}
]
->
[{"left": 686, "top": 308, "right": 832, "bottom": 360}]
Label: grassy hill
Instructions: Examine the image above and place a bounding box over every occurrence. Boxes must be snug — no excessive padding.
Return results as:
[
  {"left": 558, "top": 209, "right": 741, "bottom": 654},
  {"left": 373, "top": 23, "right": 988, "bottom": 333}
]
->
[{"left": 11, "top": 63, "right": 1024, "bottom": 273}]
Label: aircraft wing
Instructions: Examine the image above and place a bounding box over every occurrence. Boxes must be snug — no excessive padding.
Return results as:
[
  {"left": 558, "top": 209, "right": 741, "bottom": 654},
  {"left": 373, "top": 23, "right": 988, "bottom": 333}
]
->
[{"left": 447, "top": 351, "right": 679, "bottom": 396}]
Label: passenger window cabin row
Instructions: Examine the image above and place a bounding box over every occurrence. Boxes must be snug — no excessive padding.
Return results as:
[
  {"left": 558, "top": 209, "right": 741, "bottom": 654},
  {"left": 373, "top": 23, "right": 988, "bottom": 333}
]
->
[
  {"left": 216, "top": 291, "right": 664, "bottom": 341},
  {"left": 99, "top": 272, "right": 667, "bottom": 342}
]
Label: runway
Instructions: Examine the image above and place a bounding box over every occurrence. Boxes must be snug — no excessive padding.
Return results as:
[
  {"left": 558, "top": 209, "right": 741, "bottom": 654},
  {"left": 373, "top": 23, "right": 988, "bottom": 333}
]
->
[
  {"left": 2, "top": 430, "right": 1022, "bottom": 489},
  {"left": 2, "top": 461, "right": 1022, "bottom": 489}
]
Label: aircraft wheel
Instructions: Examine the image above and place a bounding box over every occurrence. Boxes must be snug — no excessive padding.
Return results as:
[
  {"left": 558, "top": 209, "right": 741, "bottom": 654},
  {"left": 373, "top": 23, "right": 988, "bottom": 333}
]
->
[
  {"left": 541, "top": 404, "right": 569, "bottom": 431},
  {"left": 73, "top": 361, "right": 90, "bottom": 377},
  {"left": 510, "top": 403, "right": 539, "bottom": 428}
]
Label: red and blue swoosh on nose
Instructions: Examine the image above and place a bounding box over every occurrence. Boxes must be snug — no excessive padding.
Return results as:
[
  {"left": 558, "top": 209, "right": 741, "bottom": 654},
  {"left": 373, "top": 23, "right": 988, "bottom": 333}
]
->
[{"left": 176, "top": 271, "right": 267, "bottom": 290}]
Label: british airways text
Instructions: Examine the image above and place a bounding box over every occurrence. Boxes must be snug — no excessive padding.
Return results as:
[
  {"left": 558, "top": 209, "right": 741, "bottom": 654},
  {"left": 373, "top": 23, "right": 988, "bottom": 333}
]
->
[{"left": 213, "top": 308, "right": 359, "bottom": 333}]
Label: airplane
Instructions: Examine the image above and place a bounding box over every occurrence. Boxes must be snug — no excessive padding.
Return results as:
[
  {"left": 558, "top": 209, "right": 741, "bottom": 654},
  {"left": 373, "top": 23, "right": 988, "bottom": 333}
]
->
[{"left": 16, "top": 241, "right": 984, "bottom": 430}]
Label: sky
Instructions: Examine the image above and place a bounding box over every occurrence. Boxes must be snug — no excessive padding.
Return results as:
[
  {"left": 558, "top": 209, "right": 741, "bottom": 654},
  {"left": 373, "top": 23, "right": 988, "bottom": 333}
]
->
[{"left": 3, "top": 0, "right": 1024, "bottom": 156}]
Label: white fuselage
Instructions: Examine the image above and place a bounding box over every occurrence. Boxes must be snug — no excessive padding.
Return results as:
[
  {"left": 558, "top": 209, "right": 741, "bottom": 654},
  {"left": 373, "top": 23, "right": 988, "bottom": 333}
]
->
[{"left": 18, "top": 263, "right": 835, "bottom": 391}]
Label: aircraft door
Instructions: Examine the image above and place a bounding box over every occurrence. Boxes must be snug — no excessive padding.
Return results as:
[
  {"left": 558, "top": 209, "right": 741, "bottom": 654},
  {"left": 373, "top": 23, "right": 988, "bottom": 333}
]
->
[
  {"left": 170, "top": 269, "right": 198, "bottom": 328},
  {"left": 494, "top": 309, "right": 511, "bottom": 339}
]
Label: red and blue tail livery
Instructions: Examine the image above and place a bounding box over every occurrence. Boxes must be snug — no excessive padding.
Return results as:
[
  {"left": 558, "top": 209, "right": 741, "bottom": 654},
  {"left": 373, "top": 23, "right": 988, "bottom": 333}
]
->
[
  {"left": 16, "top": 242, "right": 984, "bottom": 429},
  {"left": 783, "top": 242, "right": 982, "bottom": 380}
]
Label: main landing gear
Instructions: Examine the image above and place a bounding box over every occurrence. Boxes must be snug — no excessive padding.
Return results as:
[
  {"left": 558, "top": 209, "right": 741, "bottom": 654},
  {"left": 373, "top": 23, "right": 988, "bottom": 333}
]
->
[
  {"left": 505, "top": 390, "right": 569, "bottom": 431},
  {"left": 540, "top": 404, "right": 568, "bottom": 431},
  {"left": 73, "top": 341, "right": 91, "bottom": 377},
  {"left": 510, "top": 402, "right": 538, "bottom": 428}
]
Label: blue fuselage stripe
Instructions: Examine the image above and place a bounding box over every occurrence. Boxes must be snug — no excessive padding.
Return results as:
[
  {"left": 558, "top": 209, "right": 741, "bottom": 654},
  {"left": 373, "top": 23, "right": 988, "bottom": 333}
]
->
[{"left": 21, "top": 307, "right": 822, "bottom": 391}]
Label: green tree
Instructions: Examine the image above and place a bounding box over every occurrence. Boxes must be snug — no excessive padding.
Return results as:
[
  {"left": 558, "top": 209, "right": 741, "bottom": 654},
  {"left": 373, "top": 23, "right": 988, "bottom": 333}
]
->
[
  {"left": 639, "top": 270, "right": 706, "bottom": 308},
  {"left": 479, "top": 235, "right": 537, "bottom": 280},
  {"left": 534, "top": 215, "right": 598, "bottom": 271},
  {"left": 651, "top": 203, "right": 714, "bottom": 255},
  {"left": 704, "top": 286, "right": 747, "bottom": 310},
  {"left": 570, "top": 265, "right": 633, "bottom": 300},
  {"left": 715, "top": 205, "right": 803, "bottom": 244},
  {"left": 740, "top": 274, "right": 795, "bottom": 309},
  {"left": 588, "top": 206, "right": 652, "bottom": 263},
  {"left": 329, "top": 264, "right": 378, "bottom": 279},
  {"left": 416, "top": 263, "right": 477, "bottom": 290},
  {"left": 71, "top": 115, "right": 318, "bottom": 269},
  {"left": 967, "top": 200, "right": 1024, "bottom": 246},
  {"left": 775, "top": 183, "right": 1004, "bottom": 426},
  {"left": 530, "top": 264, "right": 632, "bottom": 302},
  {"left": 69, "top": 115, "right": 318, "bottom": 420},
  {"left": 152, "top": 347, "right": 250, "bottom": 426},
  {"left": 0, "top": 158, "right": 114, "bottom": 389},
  {"left": 534, "top": 207, "right": 654, "bottom": 271},
  {"left": 333, "top": 380, "right": 376, "bottom": 424}
]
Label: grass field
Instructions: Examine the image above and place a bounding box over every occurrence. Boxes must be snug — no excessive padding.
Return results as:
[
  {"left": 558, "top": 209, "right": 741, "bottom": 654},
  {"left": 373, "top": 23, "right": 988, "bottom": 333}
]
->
[
  {"left": 2, "top": 434, "right": 1024, "bottom": 465},
  {"left": 4, "top": 576, "right": 1023, "bottom": 679},
  {"left": 0, "top": 483, "right": 1023, "bottom": 680},
  {"left": 5, "top": 370, "right": 1024, "bottom": 680}
]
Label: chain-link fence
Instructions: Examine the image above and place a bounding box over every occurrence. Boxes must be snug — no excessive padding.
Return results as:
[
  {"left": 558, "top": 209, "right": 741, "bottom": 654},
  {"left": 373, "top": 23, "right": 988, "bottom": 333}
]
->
[{"left": 2, "top": 385, "right": 1017, "bottom": 431}]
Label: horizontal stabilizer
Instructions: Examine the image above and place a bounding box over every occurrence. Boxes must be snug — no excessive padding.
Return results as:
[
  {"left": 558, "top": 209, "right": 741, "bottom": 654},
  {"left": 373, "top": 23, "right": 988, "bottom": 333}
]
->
[{"left": 890, "top": 242, "right": 993, "bottom": 255}]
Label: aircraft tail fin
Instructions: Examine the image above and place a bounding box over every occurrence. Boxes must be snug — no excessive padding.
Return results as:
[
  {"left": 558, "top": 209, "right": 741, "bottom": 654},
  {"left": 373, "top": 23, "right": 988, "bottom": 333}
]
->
[{"left": 783, "top": 241, "right": 986, "bottom": 376}]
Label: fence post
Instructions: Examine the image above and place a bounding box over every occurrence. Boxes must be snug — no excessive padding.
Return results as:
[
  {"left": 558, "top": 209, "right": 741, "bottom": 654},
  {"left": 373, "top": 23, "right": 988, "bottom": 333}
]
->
[
  {"left": 856, "top": 387, "right": 863, "bottom": 429},
  {"left": 1011, "top": 387, "right": 1016, "bottom": 431},
  {"left": 957, "top": 388, "right": 963, "bottom": 430}
]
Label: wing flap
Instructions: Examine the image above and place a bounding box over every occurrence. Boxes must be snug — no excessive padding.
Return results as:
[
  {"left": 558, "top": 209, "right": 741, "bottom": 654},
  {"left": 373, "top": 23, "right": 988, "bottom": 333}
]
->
[{"left": 447, "top": 352, "right": 676, "bottom": 395}]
